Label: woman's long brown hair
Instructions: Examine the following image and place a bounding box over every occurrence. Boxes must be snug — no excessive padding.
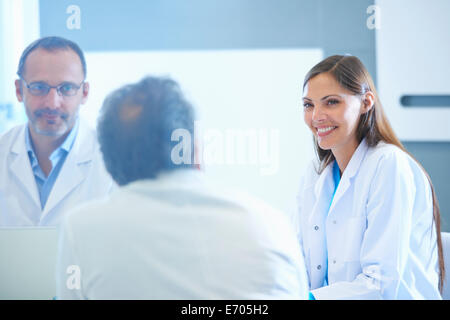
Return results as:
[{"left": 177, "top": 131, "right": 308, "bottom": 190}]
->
[{"left": 303, "top": 55, "right": 445, "bottom": 293}]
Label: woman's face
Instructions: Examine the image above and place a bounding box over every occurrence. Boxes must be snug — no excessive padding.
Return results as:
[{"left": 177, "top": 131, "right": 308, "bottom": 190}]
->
[{"left": 302, "top": 72, "right": 371, "bottom": 156}]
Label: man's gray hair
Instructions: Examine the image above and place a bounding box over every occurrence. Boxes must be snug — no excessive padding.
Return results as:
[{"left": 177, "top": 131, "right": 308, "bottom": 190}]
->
[{"left": 97, "top": 76, "right": 196, "bottom": 186}]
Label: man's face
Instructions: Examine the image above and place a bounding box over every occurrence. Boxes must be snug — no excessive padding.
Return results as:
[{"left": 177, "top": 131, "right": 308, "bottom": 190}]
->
[{"left": 15, "top": 48, "right": 89, "bottom": 137}]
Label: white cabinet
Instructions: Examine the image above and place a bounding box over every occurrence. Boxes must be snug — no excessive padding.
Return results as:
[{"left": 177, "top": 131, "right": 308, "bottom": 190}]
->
[{"left": 376, "top": 0, "right": 450, "bottom": 141}]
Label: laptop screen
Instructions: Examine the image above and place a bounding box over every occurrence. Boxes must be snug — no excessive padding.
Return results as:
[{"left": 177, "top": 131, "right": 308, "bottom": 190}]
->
[{"left": 0, "top": 227, "right": 58, "bottom": 300}]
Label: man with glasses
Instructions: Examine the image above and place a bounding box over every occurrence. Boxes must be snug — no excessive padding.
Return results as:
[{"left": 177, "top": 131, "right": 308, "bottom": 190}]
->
[{"left": 0, "top": 36, "right": 114, "bottom": 226}]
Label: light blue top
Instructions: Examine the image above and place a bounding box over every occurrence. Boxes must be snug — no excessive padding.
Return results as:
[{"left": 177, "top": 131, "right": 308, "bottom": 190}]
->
[{"left": 25, "top": 119, "right": 79, "bottom": 209}]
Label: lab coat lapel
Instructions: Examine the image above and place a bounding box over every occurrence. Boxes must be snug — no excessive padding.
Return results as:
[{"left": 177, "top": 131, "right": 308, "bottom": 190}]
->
[
  {"left": 9, "top": 125, "right": 41, "bottom": 209},
  {"left": 313, "top": 163, "right": 334, "bottom": 202},
  {"left": 311, "top": 162, "right": 334, "bottom": 229},
  {"left": 328, "top": 138, "right": 369, "bottom": 215},
  {"left": 42, "top": 121, "right": 94, "bottom": 218},
  {"left": 309, "top": 163, "right": 334, "bottom": 287}
]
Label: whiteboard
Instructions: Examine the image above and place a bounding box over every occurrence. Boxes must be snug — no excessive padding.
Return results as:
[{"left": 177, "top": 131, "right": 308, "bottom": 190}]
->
[{"left": 82, "top": 48, "right": 322, "bottom": 215}]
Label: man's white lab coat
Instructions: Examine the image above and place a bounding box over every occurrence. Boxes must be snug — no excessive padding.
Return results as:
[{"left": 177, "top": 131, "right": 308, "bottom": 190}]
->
[
  {"left": 0, "top": 120, "right": 115, "bottom": 226},
  {"left": 57, "top": 169, "right": 309, "bottom": 299}
]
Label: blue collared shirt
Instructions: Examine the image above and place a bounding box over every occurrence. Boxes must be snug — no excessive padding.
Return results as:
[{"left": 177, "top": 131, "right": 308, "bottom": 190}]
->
[{"left": 25, "top": 119, "right": 79, "bottom": 209}]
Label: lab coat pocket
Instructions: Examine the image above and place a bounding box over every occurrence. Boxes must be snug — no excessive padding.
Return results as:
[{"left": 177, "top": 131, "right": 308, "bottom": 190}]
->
[{"left": 342, "top": 216, "right": 367, "bottom": 262}]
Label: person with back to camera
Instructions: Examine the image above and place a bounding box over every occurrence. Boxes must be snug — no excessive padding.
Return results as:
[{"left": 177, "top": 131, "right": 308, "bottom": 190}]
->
[
  {"left": 296, "top": 55, "right": 444, "bottom": 299},
  {"left": 56, "top": 76, "right": 309, "bottom": 299}
]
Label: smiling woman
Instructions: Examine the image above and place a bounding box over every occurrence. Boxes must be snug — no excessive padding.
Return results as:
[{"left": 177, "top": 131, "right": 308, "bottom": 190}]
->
[
  {"left": 302, "top": 71, "right": 375, "bottom": 172},
  {"left": 296, "top": 55, "right": 445, "bottom": 300}
]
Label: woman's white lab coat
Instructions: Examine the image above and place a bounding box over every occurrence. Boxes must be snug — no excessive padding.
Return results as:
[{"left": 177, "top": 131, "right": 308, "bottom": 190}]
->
[{"left": 296, "top": 138, "right": 442, "bottom": 299}]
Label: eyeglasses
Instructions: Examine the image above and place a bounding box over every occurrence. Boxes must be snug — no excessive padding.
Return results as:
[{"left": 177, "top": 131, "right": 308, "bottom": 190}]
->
[{"left": 20, "top": 77, "right": 84, "bottom": 97}]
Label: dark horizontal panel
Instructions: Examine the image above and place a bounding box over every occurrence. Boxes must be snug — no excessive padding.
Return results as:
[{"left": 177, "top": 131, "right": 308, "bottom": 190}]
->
[
  {"left": 38, "top": 0, "right": 320, "bottom": 51},
  {"left": 400, "top": 95, "right": 450, "bottom": 108}
]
